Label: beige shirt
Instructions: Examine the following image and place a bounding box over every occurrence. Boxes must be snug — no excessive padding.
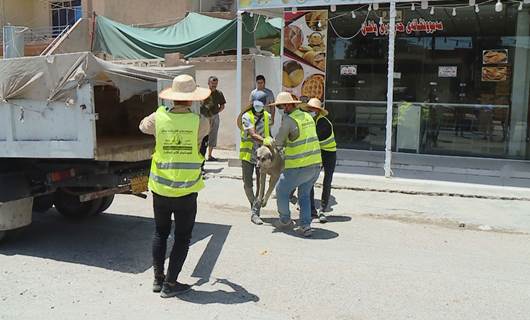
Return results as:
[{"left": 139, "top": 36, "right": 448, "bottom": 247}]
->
[{"left": 139, "top": 105, "right": 210, "bottom": 149}]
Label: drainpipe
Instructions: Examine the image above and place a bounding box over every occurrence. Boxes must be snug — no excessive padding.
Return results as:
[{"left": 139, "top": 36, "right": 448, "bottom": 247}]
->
[
  {"left": 384, "top": 0, "right": 396, "bottom": 178},
  {"left": 235, "top": 10, "right": 243, "bottom": 153}
]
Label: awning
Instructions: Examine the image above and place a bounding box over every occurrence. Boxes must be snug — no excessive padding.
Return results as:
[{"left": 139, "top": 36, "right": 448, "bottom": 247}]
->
[{"left": 93, "top": 12, "right": 280, "bottom": 60}]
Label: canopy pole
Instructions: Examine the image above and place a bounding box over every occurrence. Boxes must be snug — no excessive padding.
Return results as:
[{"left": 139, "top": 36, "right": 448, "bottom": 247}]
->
[
  {"left": 384, "top": 1, "right": 396, "bottom": 178},
  {"left": 235, "top": 10, "right": 243, "bottom": 153}
]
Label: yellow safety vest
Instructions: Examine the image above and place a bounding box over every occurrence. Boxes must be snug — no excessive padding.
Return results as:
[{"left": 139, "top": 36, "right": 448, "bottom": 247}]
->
[
  {"left": 148, "top": 106, "right": 205, "bottom": 197},
  {"left": 316, "top": 115, "right": 337, "bottom": 152},
  {"left": 284, "top": 109, "right": 322, "bottom": 169},
  {"left": 239, "top": 110, "right": 270, "bottom": 162}
]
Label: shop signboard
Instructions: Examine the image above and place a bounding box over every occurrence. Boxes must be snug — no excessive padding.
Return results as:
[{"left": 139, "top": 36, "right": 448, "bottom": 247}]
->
[
  {"left": 239, "top": 0, "right": 415, "bottom": 10},
  {"left": 282, "top": 10, "right": 327, "bottom": 101}
]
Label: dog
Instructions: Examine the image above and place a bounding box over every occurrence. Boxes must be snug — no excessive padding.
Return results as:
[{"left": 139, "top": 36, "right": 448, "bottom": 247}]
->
[{"left": 254, "top": 142, "right": 284, "bottom": 209}]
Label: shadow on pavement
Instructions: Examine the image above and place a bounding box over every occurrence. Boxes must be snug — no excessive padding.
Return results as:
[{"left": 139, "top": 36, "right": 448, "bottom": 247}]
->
[
  {"left": 325, "top": 215, "right": 352, "bottom": 223},
  {"left": 179, "top": 278, "right": 259, "bottom": 305},
  {"left": 260, "top": 218, "right": 339, "bottom": 240},
  {"left": 0, "top": 209, "right": 230, "bottom": 277}
]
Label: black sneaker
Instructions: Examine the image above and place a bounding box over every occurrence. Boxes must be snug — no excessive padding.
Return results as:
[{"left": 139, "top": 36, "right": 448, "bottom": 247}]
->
[
  {"left": 153, "top": 275, "right": 165, "bottom": 293},
  {"left": 208, "top": 156, "right": 219, "bottom": 162},
  {"left": 160, "top": 282, "right": 192, "bottom": 298}
]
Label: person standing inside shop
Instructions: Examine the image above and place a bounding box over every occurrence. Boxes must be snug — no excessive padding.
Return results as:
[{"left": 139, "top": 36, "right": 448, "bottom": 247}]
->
[
  {"left": 201, "top": 76, "right": 226, "bottom": 161},
  {"left": 269, "top": 92, "right": 322, "bottom": 237},
  {"left": 249, "top": 75, "right": 276, "bottom": 124},
  {"left": 139, "top": 74, "right": 210, "bottom": 298},
  {"left": 238, "top": 100, "right": 271, "bottom": 225},
  {"left": 302, "top": 98, "right": 337, "bottom": 223}
]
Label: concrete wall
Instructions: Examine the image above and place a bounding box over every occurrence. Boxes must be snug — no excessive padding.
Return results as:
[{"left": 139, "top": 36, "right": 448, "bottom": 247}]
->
[
  {"left": 91, "top": 0, "right": 199, "bottom": 25},
  {"left": 167, "top": 55, "right": 256, "bottom": 149}
]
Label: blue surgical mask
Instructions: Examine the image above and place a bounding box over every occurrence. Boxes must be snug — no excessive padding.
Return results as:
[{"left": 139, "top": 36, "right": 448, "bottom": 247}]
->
[
  {"left": 309, "top": 111, "right": 318, "bottom": 118},
  {"left": 254, "top": 105, "right": 264, "bottom": 113}
]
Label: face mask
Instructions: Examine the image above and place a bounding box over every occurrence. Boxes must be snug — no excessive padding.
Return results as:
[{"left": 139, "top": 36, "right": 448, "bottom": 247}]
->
[
  {"left": 309, "top": 111, "right": 318, "bottom": 118},
  {"left": 253, "top": 105, "right": 264, "bottom": 113}
]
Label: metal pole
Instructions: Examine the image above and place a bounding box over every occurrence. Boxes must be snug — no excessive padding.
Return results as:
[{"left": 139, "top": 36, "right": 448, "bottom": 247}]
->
[
  {"left": 384, "top": 1, "right": 396, "bottom": 178},
  {"left": 280, "top": 15, "right": 284, "bottom": 57},
  {"left": 235, "top": 10, "right": 243, "bottom": 153}
]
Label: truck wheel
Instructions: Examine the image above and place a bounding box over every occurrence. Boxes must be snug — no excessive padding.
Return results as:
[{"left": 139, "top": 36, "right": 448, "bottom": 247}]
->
[
  {"left": 33, "top": 194, "right": 54, "bottom": 212},
  {"left": 54, "top": 189, "right": 103, "bottom": 219},
  {"left": 95, "top": 195, "right": 115, "bottom": 215}
]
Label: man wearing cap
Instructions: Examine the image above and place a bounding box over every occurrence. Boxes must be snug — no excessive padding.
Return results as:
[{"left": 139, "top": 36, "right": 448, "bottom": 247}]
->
[
  {"left": 268, "top": 92, "right": 322, "bottom": 237},
  {"left": 139, "top": 74, "right": 210, "bottom": 298},
  {"left": 302, "top": 98, "right": 337, "bottom": 223},
  {"left": 238, "top": 100, "right": 271, "bottom": 225}
]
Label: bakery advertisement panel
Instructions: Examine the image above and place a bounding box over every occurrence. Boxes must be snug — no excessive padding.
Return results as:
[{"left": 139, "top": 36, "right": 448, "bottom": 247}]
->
[{"left": 282, "top": 10, "right": 327, "bottom": 101}]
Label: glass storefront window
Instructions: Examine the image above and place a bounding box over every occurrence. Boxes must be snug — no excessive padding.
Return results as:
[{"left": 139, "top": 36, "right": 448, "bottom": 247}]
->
[{"left": 326, "top": 2, "right": 530, "bottom": 160}]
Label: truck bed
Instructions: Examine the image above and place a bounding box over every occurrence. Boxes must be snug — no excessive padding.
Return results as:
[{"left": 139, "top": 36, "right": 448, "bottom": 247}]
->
[{"left": 95, "top": 136, "right": 154, "bottom": 162}]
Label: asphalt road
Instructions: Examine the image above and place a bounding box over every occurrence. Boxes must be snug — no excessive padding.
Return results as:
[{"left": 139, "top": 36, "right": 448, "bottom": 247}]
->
[{"left": 1, "top": 177, "right": 529, "bottom": 320}]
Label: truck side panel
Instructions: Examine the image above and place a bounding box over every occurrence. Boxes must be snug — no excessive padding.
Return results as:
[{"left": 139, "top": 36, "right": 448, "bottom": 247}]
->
[{"left": 0, "top": 85, "right": 96, "bottom": 159}]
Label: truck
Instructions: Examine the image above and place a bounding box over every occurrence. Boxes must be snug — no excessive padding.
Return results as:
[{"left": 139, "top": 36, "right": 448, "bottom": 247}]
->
[{"left": 0, "top": 52, "right": 194, "bottom": 241}]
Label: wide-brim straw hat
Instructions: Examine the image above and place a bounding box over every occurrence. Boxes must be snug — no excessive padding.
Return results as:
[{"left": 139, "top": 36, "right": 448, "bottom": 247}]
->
[
  {"left": 237, "top": 100, "right": 263, "bottom": 130},
  {"left": 159, "top": 74, "right": 211, "bottom": 101},
  {"left": 301, "top": 97, "right": 328, "bottom": 116},
  {"left": 267, "top": 91, "right": 304, "bottom": 107}
]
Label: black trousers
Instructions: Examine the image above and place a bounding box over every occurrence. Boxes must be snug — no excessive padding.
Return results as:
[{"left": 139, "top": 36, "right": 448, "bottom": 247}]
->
[
  {"left": 152, "top": 192, "right": 198, "bottom": 283},
  {"left": 311, "top": 151, "right": 337, "bottom": 211}
]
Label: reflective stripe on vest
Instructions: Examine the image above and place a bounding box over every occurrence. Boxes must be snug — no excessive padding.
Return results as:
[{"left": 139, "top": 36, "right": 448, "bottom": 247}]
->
[
  {"left": 284, "top": 109, "right": 322, "bottom": 169},
  {"left": 239, "top": 110, "right": 270, "bottom": 162},
  {"left": 148, "top": 106, "right": 204, "bottom": 197},
  {"left": 316, "top": 115, "right": 337, "bottom": 152}
]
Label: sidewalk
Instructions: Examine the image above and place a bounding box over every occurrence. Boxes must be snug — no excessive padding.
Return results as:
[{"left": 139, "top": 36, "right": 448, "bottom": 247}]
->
[{"left": 208, "top": 149, "right": 530, "bottom": 201}]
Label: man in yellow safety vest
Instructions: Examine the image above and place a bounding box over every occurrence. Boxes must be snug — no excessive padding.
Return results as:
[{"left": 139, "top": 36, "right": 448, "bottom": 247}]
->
[
  {"left": 268, "top": 92, "right": 322, "bottom": 237},
  {"left": 237, "top": 100, "right": 271, "bottom": 225},
  {"left": 302, "top": 98, "right": 337, "bottom": 223},
  {"left": 139, "top": 74, "right": 210, "bottom": 298}
]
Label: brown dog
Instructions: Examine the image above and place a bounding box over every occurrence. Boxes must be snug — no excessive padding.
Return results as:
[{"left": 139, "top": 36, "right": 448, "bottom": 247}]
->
[{"left": 254, "top": 143, "right": 284, "bottom": 209}]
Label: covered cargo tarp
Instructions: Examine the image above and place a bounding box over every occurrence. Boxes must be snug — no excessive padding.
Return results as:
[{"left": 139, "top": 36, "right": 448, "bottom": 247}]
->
[
  {"left": 93, "top": 13, "right": 279, "bottom": 60},
  {"left": 0, "top": 52, "right": 194, "bottom": 104}
]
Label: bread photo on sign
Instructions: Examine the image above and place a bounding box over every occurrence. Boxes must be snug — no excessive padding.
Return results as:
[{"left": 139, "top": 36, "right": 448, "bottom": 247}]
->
[
  {"left": 483, "top": 50, "right": 508, "bottom": 65},
  {"left": 305, "top": 11, "right": 327, "bottom": 31},
  {"left": 482, "top": 67, "right": 508, "bottom": 82},
  {"left": 283, "top": 60, "right": 304, "bottom": 88},
  {"left": 301, "top": 74, "right": 325, "bottom": 100}
]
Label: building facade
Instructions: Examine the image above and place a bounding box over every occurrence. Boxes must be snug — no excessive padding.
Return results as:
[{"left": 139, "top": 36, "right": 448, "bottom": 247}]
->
[{"left": 239, "top": 0, "right": 530, "bottom": 185}]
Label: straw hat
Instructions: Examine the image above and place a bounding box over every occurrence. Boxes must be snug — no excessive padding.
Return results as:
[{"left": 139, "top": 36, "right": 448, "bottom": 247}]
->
[
  {"left": 237, "top": 100, "right": 264, "bottom": 130},
  {"left": 159, "top": 74, "right": 211, "bottom": 101},
  {"left": 268, "top": 91, "right": 303, "bottom": 107},
  {"left": 301, "top": 97, "right": 328, "bottom": 117}
]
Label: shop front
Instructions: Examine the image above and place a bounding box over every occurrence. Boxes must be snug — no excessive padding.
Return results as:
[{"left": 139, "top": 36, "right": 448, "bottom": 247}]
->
[{"left": 237, "top": 0, "right": 530, "bottom": 179}]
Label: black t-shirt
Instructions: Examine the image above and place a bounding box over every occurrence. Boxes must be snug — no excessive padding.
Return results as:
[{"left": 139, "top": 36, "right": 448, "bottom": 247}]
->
[{"left": 316, "top": 116, "right": 332, "bottom": 141}]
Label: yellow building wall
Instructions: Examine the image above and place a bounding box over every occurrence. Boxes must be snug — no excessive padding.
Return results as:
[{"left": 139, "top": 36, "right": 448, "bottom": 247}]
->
[
  {"left": 91, "top": 0, "right": 199, "bottom": 25},
  {"left": 0, "top": 0, "right": 49, "bottom": 28}
]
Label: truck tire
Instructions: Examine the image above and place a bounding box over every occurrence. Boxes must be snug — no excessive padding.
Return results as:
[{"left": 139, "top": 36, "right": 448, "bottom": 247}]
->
[
  {"left": 95, "top": 195, "right": 115, "bottom": 215},
  {"left": 0, "top": 230, "right": 6, "bottom": 242},
  {"left": 54, "top": 188, "right": 103, "bottom": 219},
  {"left": 33, "top": 194, "right": 54, "bottom": 212}
]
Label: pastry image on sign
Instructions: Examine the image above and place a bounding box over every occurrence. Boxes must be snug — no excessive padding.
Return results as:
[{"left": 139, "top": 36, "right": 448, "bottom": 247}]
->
[
  {"left": 301, "top": 74, "right": 325, "bottom": 100},
  {"left": 283, "top": 60, "right": 304, "bottom": 88},
  {"left": 305, "top": 11, "right": 327, "bottom": 31},
  {"left": 482, "top": 67, "right": 508, "bottom": 82},
  {"left": 483, "top": 50, "right": 508, "bottom": 65}
]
